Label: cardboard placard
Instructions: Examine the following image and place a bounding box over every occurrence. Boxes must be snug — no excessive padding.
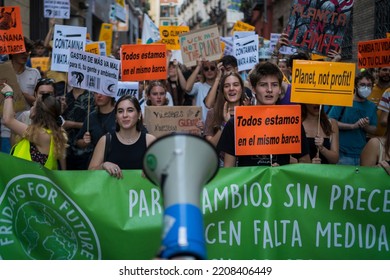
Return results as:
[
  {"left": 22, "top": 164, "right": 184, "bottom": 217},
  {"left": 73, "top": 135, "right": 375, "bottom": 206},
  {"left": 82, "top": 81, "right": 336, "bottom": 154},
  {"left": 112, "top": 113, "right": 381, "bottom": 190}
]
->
[
  {"left": 0, "top": 61, "right": 26, "bottom": 114},
  {"left": 291, "top": 60, "right": 355, "bottom": 106},
  {"left": 144, "top": 106, "right": 202, "bottom": 138},
  {"left": 30, "top": 57, "right": 50, "bottom": 72},
  {"left": 0, "top": 6, "right": 25, "bottom": 54},
  {"left": 179, "top": 25, "right": 222, "bottom": 67},
  {"left": 235, "top": 105, "right": 301, "bottom": 156}
]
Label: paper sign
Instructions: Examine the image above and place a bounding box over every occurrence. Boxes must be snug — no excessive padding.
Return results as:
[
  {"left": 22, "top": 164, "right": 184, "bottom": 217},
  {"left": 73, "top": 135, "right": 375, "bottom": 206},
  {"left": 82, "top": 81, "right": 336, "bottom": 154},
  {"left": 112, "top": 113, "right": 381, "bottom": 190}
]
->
[
  {"left": 0, "top": 61, "right": 26, "bottom": 114},
  {"left": 220, "top": 36, "right": 233, "bottom": 56},
  {"left": 233, "top": 35, "right": 259, "bottom": 72},
  {"left": 0, "top": 6, "right": 25, "bottom": 54},
  {"left": 179, "top": 25, "right": 222, "bottom": 67},
  {"left": 44, "top": 0, "right": 70, "bottom": 19},
  {"left": 358, "top": 38, "right": 390, "bottom": 69},
  {"left": 286, "top": 0, "right": 354, "bottom": 56},
  {"left": 116, "top": 81, "right": 139, "bottom": 101},
  {"left": 159, "top": 26, "right": 190, "bottom": 50},
  {"left": 68, "top": 49, "right": 120, "bottom": 96},
  {"left": 144, "top": 106, "right": 202, "bottom": 138},
  {"left": 99, "top": 23, "right": 113, "bottom": 56},
  {"left": 270, "top": 33, "right": 297, "bottom": 55},
  {"left": 50, "top": 24, "right": 87, "bottom": 72},
  {"left": 120, "top": 44, "right": 167, "bottom": 81},
  {"left": 235, "top": 105, "right": 302, "bottom": 156},
  {"left": 30, "top": 57, "right": 50, "bottom": 72},
  {"left": 85, "top": 42, "right": 100, "bottom": 55},
  {"left": 233, "top": 21, "right": 255, "bottom": 32},
  {"left": 115, "top": 0, "right": 126, "bottom": 22},
  {"left": 291, "top": 60, "right": 355, "bottom": 106}
]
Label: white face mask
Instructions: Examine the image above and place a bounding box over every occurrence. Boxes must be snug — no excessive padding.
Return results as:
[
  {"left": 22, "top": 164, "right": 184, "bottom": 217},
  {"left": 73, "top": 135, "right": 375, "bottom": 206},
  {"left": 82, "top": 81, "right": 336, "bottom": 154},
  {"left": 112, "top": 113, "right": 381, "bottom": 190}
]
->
[{"left": 357, "top": 86, "right": 371, "bottom": 99}]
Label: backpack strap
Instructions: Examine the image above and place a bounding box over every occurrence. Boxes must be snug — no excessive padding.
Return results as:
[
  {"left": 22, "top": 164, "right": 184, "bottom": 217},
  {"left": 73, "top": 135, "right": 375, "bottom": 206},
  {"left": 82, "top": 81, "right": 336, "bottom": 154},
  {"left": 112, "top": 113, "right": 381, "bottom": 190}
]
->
[{"left": 104, "top": 132, "right": 111, "bottom": 162}]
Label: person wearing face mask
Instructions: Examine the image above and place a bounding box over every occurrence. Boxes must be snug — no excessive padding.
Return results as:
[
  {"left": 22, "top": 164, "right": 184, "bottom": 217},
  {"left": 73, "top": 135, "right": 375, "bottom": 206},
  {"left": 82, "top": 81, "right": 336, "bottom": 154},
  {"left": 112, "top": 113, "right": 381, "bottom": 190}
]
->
[{"left": 328, "top": 71, "right": 378, "bottom": 166}]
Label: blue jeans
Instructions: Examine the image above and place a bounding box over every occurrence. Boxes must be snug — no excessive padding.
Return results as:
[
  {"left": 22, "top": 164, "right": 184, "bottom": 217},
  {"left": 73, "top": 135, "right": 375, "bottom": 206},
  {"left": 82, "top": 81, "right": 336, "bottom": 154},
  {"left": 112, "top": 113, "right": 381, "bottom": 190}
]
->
[
  {"left": 338, "top": 152, "right": 360, "bottom": 166},
  {"left": 1, "top": 137, "right": 11, "bottom": 154}
]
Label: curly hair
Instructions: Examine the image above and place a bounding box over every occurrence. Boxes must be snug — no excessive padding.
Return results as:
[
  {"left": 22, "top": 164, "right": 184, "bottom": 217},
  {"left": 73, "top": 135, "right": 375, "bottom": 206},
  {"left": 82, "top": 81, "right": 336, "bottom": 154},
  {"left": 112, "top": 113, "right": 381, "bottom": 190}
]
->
[
  {"left": 27, "top": 95, "right": 68, "bottom": 159},
  {"left": 210, "top": 72, "right": 246, "bottom": 134}
]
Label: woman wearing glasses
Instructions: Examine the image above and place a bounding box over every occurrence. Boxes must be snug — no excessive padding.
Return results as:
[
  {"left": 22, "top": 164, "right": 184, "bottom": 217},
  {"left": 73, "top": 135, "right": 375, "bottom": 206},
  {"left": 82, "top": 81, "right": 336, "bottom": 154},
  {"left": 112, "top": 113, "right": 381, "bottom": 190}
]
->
[{"left": 1, "top": 83, "right": 68, "bottom": 170}]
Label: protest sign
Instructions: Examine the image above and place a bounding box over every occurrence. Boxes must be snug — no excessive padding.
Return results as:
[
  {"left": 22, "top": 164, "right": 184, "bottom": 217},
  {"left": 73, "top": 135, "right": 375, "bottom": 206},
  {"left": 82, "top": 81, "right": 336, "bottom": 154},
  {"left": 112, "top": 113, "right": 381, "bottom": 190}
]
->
[
  {"left": 43, "top": 0, "right": 70, "bottom": 19},
  {"left": 286, "top": 0, "right": 354, "bottom": 56},
  {"left": 159, "top": 26, "right": 189, "bottom": 50},
  {"left": 270, "top": 33, "right": 297, "bottom": 55},
  {"left": 235, "top": 105, "right": 301, "bottom": 156},
  {"left": 120, "top": 44, "right": 167, "bottom": 81},
  {"left": 291, "top": 60, "right": 355, "bottom": 106},
  {"left": 220, "top": 36, "right": 233, "bottom": 56},
  {"left": 144, "top": 106, "right": 202, "bottom": 138},
  {"left": 68, "top": 49, "right": 120, "bottom": 97},
  {"left": 0, "top": 61, "right": 26, "bottom": 115},
  {"left": 179, "top": 25, "right": 222, "bottom": 67},
  {"left": 2, "top": 153, "right": 389, "bottom": 260},
  {"left": 116, "top": 81, "right": 139, "bottom": 101},
  {"left": 258, "top": 37, "right": 271, "bottom": 60},
  {"left": 99, "top": 23, "right": 113, "bottom": 56},
  {"left": 30, "top": 57, "right": 50, "bottom": 72},
  {"left": 233, "top": 21, "right": 255, "bottom": 32},
  {"left": 233, "top": 34, "right": 259, "bottom": 72},
  {"left": 358, "top": 38, "right": 390, "bottom": 69},
  {"left": 50, "top": 24, "right": 86, "bottom": 72},
  {"left": 142, "top": 13, "right": 160, "bottom": 44},
  {"left": 115, "top": 0, "right": 126, "bottom": 22},
  {"left": 0, "top": 6, "right": 25, "bottom": 54},
  {"left": 85, "top": 42, "right": 100, "bottom": 55}
]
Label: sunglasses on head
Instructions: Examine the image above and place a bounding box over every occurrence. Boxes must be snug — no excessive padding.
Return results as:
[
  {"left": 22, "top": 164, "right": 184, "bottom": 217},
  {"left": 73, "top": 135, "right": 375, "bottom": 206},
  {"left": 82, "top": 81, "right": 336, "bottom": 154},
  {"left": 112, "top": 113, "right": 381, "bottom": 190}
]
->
[
  {"left": 37, "top": 78, "right": 55, "bottom": 84},
  {"left": 203, "top": 66, "right": 216, "bottom": 72}
]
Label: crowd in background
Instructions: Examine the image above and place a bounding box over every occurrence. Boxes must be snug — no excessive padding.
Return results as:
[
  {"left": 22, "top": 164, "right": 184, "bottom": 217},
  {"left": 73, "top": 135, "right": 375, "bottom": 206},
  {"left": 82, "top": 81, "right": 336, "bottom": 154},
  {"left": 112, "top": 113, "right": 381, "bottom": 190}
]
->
[{"left": 1, "top": 26, "right": 389, "bottom": 177}]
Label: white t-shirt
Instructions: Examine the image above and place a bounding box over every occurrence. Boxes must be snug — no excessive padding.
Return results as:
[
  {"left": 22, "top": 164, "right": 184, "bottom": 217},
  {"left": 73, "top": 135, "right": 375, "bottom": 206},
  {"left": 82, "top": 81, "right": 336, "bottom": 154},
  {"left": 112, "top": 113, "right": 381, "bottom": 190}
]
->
[{"left": 187, "top": 82, "right": 211, "bottom": 122}]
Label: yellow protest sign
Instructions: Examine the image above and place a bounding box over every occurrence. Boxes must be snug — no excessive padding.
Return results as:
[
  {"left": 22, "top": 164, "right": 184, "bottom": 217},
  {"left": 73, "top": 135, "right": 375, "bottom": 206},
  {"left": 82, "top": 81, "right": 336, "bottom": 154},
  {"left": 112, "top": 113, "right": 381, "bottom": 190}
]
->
[
  {"left": 233, "top": 21, "right": 255, "bottom": 32},
  {"left": 291, "top": 60, "right": 355, "bottom": 107},
  {"left": 30, "top": 57, "right": 50, "bottom": 72},
  {"left": 159, "top": 26, "right": 189, "bottom": 50},
  {"left": 85, "top": 42, "right": 100, "bottom": 55},
  {"left": 99, "top": 23, "right": 113, "bottom": 56},
  {"left": 235, "top": 105, "right": 302, "bottom": 156}
]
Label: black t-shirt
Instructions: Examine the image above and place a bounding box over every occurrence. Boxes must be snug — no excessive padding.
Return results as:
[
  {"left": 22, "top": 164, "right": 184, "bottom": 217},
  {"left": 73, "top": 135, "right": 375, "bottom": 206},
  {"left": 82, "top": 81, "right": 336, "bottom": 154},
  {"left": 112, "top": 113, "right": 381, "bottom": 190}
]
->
[{"left": 217, "top": 117, "right": 310, "bottom": 166}]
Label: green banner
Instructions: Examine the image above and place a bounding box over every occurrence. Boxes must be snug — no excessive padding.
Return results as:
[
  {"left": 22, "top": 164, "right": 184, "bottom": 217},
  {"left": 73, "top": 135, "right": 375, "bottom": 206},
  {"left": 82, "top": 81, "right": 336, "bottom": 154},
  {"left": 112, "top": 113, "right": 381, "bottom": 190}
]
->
[{"left": 0, "top": 153, "right": 389, "bottom": 260}]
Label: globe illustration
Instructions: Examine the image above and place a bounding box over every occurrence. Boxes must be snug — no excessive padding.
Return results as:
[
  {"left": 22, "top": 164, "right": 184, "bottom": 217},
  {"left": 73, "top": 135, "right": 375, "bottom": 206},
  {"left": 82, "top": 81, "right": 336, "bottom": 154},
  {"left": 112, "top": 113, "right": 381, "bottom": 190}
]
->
[{"left": 15, "top": 201, "right": 77, "bottom": 260}]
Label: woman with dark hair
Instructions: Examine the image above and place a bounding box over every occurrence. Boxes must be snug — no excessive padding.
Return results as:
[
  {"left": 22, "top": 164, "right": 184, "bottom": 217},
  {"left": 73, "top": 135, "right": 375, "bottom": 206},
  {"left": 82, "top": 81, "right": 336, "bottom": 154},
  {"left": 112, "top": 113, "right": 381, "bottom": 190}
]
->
[
  {"left": 88, "top": 95, "right": 155, "bottom": 178},
  {"left": 302, "top": 104, "right": 339, "bottom": 164},
  {"left": 1, "top": 83, "right": 68, "bottom": 170},
  {"left": 361, "top": 112, "right": 390, "bottom": 169}
]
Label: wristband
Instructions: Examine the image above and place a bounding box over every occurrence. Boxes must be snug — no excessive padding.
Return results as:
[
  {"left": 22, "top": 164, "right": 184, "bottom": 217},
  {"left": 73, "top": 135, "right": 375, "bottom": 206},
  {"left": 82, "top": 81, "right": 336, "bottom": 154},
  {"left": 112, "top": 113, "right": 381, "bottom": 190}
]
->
[{"left": 3, "top": 91, "right": 13, "bottom": 97}]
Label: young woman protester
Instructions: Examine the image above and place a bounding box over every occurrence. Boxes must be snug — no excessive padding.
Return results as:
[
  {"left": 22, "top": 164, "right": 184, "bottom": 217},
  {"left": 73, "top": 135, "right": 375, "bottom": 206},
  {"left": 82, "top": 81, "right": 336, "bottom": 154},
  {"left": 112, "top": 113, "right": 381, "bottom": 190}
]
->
[
  {"left": 1, "top": 83, "right": 68, "bottom": 170},
  {"left": 88, "top": 95, "right": 156, "bottom": 179}
]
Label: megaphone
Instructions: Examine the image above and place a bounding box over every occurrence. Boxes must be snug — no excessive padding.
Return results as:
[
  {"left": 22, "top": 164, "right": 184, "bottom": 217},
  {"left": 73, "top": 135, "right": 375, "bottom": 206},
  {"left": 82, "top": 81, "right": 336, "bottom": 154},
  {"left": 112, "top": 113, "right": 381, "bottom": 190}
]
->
[{"left": 143, "top": 134, "right": 219, "bottom": 260}]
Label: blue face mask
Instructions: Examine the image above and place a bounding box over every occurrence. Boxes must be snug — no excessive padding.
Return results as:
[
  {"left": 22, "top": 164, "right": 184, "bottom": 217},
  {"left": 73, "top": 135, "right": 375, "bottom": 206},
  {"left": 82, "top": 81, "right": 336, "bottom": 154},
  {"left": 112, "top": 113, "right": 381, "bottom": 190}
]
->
[{"left": 357, "top": 86, "right": 371, "bottom": 99}]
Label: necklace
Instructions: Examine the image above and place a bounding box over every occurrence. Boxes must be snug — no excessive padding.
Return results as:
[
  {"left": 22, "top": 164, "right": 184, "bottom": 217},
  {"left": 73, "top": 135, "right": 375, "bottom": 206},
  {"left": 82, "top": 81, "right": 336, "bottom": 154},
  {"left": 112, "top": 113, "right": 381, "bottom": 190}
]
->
[{"left": 117, "top": 132, "right": 141, "bottom": 145}]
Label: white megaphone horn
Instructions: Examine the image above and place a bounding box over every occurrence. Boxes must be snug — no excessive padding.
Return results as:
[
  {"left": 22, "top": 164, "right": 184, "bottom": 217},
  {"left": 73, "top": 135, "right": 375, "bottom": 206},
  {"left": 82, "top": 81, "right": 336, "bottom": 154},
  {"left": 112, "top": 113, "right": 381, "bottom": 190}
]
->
[{"left": 143, "top": 133, "right": 219, "bottom": 259}]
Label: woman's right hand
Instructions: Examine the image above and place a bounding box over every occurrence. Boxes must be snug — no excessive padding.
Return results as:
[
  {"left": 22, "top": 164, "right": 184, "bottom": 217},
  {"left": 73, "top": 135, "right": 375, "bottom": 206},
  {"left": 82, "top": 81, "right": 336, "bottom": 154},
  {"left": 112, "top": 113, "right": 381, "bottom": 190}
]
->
[{"left": 0, "top": 83, "right": 13, "bottom": 95}]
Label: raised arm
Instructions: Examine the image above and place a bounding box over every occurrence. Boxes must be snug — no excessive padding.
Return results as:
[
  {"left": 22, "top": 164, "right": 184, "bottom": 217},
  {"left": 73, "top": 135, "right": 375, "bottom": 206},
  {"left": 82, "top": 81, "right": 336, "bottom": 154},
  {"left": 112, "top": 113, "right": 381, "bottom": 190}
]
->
[
  {"left": 204, "top": 62, "right": 223, "bottom": 109},
  {"left": 185, "top": 57, "right": 203, "bottom": 93}
]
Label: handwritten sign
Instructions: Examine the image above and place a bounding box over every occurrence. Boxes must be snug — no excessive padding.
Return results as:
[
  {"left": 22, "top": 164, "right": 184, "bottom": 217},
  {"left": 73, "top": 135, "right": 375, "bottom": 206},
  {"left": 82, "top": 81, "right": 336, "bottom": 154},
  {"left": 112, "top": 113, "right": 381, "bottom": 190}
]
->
[
  {"left": 233, "top": 21, "right": 255, "bottom": 32},
  {"left": 115, "top": 81, "right": 139, "bottom": 101},
  {"left": 68, "top": 49, "right": 120, "bottom": 96},
  {"left": 179, "top": 25, "right": 222, "bottom": 67},
  {"left": 50, "top": 24, "right": 86, "bottom": 72},
  {"left": 120, "top": 44, "right": 167, "bottom": 81},
  {"left": 30, "top": 57, "right": 50, "bottom": 72},
  {"left": 286, "top": 0, "right": 354, "bottom": 55},
  {"left": 159, "top": 26, "right": 189, "bottom": 50},
  {"left": 0, "top": 61, "right": 26, "bottom": 115},
  {"left": 235, "top": 105, "right": 301, "bottom": 156},
  {"left": 291, "top": 60, "right": 355, "bottom": 106},
  {"left": 43, "top": 0, "right": 70, "bottom": 19},
  {"left": 0, "top": 6, "right": 25, "bottom": 54},
  {"left": 234, "top": 34, "right": 259, "bottom": 72},
  {"left": 144, "top": 106, "right": 202, "bottom": 138},
  {"left": 358, "top": 38, "right": 390, "bottom": 69}
]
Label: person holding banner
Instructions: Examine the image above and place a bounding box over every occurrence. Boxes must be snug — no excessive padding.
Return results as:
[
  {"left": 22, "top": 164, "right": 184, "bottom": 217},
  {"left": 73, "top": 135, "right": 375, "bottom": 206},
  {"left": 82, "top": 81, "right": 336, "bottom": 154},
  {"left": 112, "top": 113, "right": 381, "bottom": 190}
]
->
[
  {"left": 1, "top": 83, "right": 68, "bottom": 170},
  {"left": 302, "top": 104, "right": 339, "bottom": 164},
  {"left": 328, "top": 71, "right": 377, "bottom": 166},
  {"left": 88, "top": 95, "right": 155, "bottom": 178},
  {"left": 217, "top": 62, "right": 310, "bottom": 167}
]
